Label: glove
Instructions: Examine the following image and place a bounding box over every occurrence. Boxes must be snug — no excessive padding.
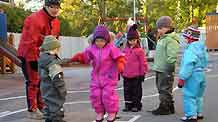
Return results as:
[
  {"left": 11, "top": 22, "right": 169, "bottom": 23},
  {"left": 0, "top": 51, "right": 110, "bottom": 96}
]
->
[
  {"left": 70, "top": 53, "right": 85, "bottom": 64},
  {"left": 116, "top": 56, "right": 126, "bottom": 73},
  {"left": 178, "top": 79, "right": 185, "bottom": 88},
  {"left": 29, "top": 61, "right": 38, "bottom": 71},
  {"left": 138, "top": 75, "right": 145, "bottom": 82}
]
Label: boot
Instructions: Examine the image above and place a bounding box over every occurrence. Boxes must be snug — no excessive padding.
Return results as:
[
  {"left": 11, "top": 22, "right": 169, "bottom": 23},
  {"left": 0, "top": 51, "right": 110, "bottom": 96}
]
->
[
  {"left": 27, "top": 111, "right": 44, "bottom": 120},
  {"left": 95, "top": 118, "right": 104, "bottom": 122},
  {"left": 185, "top": 118, "right": 198, "bottom": 122},
  {"left": 131, "top": 107, "right": 139, "bottom": 112},
  {"left": 151, "top": 103, "right": 173, "bottom": 115},
  {"left": 122, "top": 103, "right": 132, "bottom": 112}
]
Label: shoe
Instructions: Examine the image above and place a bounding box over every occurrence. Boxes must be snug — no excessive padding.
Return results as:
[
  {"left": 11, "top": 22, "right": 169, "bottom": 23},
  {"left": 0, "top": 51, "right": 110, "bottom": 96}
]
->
[
  {"left": 95, "top": 118, "right": 104, "bottom": 122},
  {"left": 185, "top": 118, "right": 198, "bottom": 122},
  {"left": 27, "top": 111, "right": 43, "bottom": 120},
  {"left": 107, "top": 113, "right": 117, "bottom": 122},
  {"left": 151, "top": 106, "right": 173, "bottom": 115},
  {"left": 181, "top": 115, "right": 203, "bottom": 121},
  {"left": 180, "top": 116, "right": 198, "bottom": 122},
  {"left": 131, "top": 107, "right": 139, "bottom": 112},
  {"left": 197, "top": 113, "right": 204, "bottom": 120}
]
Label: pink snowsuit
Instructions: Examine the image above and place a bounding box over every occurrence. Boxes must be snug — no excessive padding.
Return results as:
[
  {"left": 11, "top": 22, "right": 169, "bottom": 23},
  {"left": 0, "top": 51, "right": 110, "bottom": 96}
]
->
[{"left": 83, "top": 43, "right": 124, "bottom": 114}]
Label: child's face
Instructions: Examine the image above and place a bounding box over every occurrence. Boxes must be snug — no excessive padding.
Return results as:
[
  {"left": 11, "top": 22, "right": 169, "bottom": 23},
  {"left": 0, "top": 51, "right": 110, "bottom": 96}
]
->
[
  {"left": 157, "top": 27, "right": 170, "bottom": 36},
  {"left": 95, "top": 38, "right": 107, "bottom": 48},
  {"left": 50, "top": 47, "right": 60, "bottom": 54},
  {"left": 128, "top": 39, "right": 138, "bottom": 47}
]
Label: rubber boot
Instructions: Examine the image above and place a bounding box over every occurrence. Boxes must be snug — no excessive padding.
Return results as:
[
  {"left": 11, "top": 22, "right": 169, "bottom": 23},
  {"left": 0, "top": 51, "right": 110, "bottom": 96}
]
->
[{"left": 151, "top": 102, "right": 172, "bottom": 115}]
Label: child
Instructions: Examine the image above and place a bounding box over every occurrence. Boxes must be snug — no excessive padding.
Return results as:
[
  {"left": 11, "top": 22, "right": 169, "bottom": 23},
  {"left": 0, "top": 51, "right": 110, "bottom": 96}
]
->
[
  {"left": 178, "top": 26, "right": 208, "bottom": 122},
  {"left": 70, "top": 25, "right": 126, "bottom": 122},
  {"left": 122, "top": 24, "right": 148, "bottom": 112},
  {"left": 38, "top": 36, "right": 67, "bottom": 122},
  {"left": 151, "top": 16, "right": 179, "bottom": 115}
]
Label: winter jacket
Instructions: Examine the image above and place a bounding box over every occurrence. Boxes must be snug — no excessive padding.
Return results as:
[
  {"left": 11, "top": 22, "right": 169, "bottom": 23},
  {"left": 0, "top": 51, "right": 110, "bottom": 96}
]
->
[
  {"left": 38, "top": 53, "right": 66, "bottom": 112},
  {"left": 179, "top": 41, "right": 208, "bottom": 97},
  {"left": 17, "top": 8, "right": 60, "bottom": 62},
  {"left": 152, "top": 32, "right": 179, "bottom": 72},
  {"left": 83, "top": 43, "right": 124, "bottom": 84},
  {"left": 122, "top": 46, "right": 148, "bottom": 78}
]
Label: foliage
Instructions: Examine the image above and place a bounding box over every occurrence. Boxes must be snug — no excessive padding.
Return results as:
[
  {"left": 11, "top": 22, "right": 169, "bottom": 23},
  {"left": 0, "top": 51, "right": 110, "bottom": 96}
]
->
[
  {"left": 0, "top": 4, "right": 31, "bottom": 33},
  {"left": 1, "top": 0, "right": 218, "bottom": 36},
  {"left": 139, "top": 0, "right": 217, "bottom": 31}
]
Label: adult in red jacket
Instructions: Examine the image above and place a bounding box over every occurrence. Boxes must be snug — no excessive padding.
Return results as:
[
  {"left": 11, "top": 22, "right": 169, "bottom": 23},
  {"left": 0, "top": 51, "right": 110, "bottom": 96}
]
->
[{"left": 17, "top": 0, "right": 61, "bottom": 119}]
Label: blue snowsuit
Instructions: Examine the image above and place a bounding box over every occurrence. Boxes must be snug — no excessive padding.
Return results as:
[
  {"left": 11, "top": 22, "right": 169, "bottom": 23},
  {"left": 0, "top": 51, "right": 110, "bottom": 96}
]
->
[{"left": 179, "top": 41, "right": 208, "bottom": 117}]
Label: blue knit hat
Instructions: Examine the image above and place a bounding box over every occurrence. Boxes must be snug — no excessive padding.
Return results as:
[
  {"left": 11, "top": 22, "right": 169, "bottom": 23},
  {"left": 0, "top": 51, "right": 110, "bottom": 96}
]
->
[{"left": 93, "top": 25, "right": 110, "bottom": 44}]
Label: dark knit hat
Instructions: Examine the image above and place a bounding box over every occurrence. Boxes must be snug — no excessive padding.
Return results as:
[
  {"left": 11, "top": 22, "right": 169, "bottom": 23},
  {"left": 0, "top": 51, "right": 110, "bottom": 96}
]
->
[
  {"left": 45, "top": 0, "right": 61, "bottom": 6},
  {"left": 40, "top": 35, "right": 61, "bottom": 51},
  {"left": 183, "top": 26, "right": 200, "bottom": 42},
  {"left": 127, "top": 24, "right": 139, "bottom": 40},
  {"left": 156, "top": 16, "right": 173, "bottom": 29},
  {"left": 93, "top": 25, "right": 110, "bottom": 43}
]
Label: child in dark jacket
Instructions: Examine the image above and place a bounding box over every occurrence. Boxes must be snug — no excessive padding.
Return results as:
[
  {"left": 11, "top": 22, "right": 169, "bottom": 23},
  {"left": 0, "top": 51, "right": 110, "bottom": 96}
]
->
[
  {"left": 38, "top": 36, "right": 67, "bottom": 122},
  {"left": 122, "top": 24, "right": 148, "bottom": 112}
]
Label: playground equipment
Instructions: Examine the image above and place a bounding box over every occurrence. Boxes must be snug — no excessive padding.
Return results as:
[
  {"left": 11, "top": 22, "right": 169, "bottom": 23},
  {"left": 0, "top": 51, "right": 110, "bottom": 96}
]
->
[
  {"left": 206, "top": 13, "right": 218, "bottom": 50},
  {"left": 0, "top": 12, "right": 21, "bottom": 73}
]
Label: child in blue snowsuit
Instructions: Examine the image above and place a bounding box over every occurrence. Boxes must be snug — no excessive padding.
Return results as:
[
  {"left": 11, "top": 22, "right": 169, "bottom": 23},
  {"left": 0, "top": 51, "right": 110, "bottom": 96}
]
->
[{"left": 178, "top": 26, "right": 208, "bottom": 122}]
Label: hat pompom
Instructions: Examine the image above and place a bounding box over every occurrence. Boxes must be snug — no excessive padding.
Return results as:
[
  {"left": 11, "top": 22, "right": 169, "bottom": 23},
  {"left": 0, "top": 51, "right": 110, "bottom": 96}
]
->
[
  {"left": 131, "top": 24, "right": 138, "bottom": 30},
  {"left": 127, "top": 24, "right": 139, "bottom": 40}
]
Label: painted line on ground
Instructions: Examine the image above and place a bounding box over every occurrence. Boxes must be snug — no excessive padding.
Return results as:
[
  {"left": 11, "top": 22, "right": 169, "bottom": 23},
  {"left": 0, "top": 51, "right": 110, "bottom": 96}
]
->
[
  {"left": 0, "top": 109, "right": 27, "bottom": 118},
  {"left": 0, "top": 76, "right": 156, "bottom": 101},
  {"left": 0, "top": 76, "right": 156, "bottom": 118}
]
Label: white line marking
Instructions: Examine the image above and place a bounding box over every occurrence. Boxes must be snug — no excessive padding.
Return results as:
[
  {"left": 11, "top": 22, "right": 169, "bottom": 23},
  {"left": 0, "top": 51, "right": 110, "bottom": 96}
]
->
[
  {"left": 0, "top": 76, "right": 156, "bottom": 118},
  {"left": 0, "top": 109, "right": 27, "bottom": 118},
  {"left": 0, "top": 111, "right": 10, "bottom": 116},
  {"left": 0, "top": 76, "right": 155, "bottom": 101},
  {"left": 127, "top": 115, "right": 141, "bottom": 122},
  {"left": 0, "top": 96, "right": 26, "bottom": 101}
]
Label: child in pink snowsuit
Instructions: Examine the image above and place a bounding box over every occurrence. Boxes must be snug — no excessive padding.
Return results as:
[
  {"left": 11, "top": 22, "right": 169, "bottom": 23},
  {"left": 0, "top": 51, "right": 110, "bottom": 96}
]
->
[
  {"left": 70, "top": 25, "right": 126, "bottom": 122},
  {"left": 122, "top": 24, "right": 148, "bottom": 112}
]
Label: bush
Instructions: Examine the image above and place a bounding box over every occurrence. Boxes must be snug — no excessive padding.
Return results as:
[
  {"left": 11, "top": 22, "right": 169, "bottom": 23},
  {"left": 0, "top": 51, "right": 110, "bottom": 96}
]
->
[{"left": 0, "top": 4, "right": 31, "bottom": 33}]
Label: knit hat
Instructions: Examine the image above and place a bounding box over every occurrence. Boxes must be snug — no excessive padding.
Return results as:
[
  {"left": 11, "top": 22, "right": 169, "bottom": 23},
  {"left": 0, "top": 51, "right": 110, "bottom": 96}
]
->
[
  {"left": 40, "top": 35, "right": 61, "bottom": 51},
  {"left": 93, "top": 25, "right": 110, "bottom": 43},
  {"left": 45, "top": 0, "right": 61, "bottom": 6},
  {"left": 156, "top": 16, "right": 173, "bottom": 29},
  {"left": 183, "top": 26, "right": 200, "bottom": 42},
  {"left": 127, "top": 24, "right": 139, "bottom": 40}
]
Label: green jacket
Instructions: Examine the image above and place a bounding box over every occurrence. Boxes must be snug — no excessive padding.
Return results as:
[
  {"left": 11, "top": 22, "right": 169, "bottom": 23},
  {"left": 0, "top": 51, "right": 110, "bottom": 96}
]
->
[{"left": 152, "top": 32, "right": 180, "bottom": 72}]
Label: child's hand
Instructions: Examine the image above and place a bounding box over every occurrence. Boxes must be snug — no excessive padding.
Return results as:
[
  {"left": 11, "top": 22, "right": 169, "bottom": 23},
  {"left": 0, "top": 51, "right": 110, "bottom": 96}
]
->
[{"left": 178, "top": 79, "right": 185, "bottom": 88}]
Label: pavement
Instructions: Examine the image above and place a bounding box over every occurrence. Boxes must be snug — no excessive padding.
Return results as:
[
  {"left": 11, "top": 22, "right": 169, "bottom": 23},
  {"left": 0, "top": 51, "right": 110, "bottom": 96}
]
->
[{"left": 0, "top": 52, "right": 218, "bottom": 122}]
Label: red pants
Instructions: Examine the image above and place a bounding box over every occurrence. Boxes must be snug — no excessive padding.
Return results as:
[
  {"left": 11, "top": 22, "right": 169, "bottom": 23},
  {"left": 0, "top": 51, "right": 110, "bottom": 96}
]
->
[{"left": 20, "top": 57, "right": 43, "bottom": 112}]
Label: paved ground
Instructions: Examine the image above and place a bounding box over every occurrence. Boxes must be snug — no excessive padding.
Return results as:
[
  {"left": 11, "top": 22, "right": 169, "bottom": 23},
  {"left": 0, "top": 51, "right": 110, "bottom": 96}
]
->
[{"left": 0, "top": 52, "right": 218, "bottom": 122}]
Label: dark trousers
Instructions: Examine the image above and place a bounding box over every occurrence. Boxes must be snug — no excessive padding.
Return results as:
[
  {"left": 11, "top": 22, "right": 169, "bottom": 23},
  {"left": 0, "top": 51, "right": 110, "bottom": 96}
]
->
[
  {"left": 155, "top": 71, "right": 174, "bottom": 105},
  {"left": 123, "top": 77, "right": 142, "bottom": 109}
]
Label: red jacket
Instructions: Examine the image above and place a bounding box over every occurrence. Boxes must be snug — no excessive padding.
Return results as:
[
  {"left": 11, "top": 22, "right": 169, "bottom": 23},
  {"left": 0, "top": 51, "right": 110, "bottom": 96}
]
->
[
  {"left": 122, "top": 46, "right": 148, "bottom": 78},
  {"left": 17, "top": 8, "right": 60, "bottom": 61}
]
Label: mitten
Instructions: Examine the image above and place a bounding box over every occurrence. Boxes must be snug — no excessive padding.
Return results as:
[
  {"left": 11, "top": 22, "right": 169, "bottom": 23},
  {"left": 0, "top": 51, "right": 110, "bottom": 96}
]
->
[
  {"left": 116, "top": 56, "right": 126, "bottom": 73},
  {"left": 178, "top": 79, "right": 185, "bottom": 88},
  {"left": 29, "top": 61, "right": 38, "bottom": 71},
  {"left": 70, "top": 52, "right": 85, "bottom": 64}
]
